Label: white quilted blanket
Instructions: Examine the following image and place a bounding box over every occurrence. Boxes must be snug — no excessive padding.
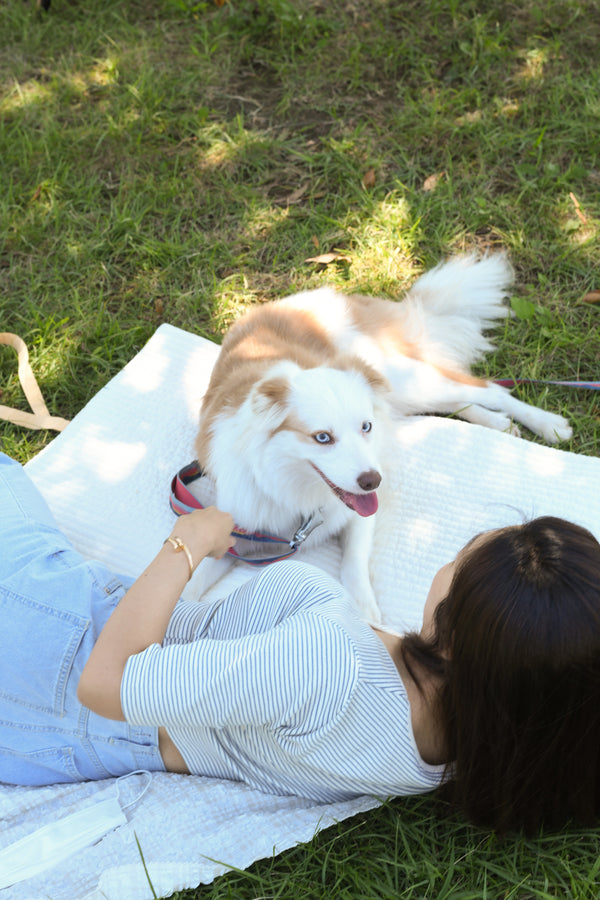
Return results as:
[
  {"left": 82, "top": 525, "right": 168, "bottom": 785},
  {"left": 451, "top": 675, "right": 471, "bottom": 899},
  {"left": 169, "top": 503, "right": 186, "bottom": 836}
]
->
[{"left": 1, "top": 323, "right": 597, "bottom": 900}]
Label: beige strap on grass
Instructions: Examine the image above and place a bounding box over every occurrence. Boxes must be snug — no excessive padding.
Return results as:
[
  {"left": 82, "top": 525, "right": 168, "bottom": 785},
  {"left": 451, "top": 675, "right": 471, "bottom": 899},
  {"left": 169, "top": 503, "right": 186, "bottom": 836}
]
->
[{"left": 0, "top": 332, "right": 70, "bottom": 432}]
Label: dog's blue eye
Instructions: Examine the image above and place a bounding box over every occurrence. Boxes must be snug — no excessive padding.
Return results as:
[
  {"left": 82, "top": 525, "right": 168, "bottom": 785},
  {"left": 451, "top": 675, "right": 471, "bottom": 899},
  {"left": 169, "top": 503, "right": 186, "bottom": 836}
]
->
[
  {"left": 362, "top": 421, "right": 372, "bottom": 433},
  {"left": 314, "top": 432, "right": 332, "bottom": 444}
]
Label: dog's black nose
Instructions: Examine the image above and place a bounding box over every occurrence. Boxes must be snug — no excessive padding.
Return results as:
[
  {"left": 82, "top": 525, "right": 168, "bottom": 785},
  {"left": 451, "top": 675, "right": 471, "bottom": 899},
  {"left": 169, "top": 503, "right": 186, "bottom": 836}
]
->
[{"left": 357, "top": 470, "right": 381, "bottom": 492}]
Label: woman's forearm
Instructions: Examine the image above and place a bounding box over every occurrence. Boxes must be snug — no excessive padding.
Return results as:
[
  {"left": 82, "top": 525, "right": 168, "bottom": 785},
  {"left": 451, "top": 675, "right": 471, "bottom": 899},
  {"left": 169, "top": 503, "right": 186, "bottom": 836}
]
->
[
  {"left": 77, "top": 507, "right": 234, "bottom": 720},
  {"left": 77, "top": 544, "right": 192, "bottom": 720}
]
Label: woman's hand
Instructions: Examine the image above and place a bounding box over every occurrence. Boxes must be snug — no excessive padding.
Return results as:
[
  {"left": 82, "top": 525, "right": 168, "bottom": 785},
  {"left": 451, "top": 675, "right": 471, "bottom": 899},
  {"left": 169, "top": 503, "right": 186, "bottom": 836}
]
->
[
  {"left": 167, "top": 507, "right": 235, "bottom": 569},
  {"left": 78, "top": 504, "right": 236, "bottom": 721}
]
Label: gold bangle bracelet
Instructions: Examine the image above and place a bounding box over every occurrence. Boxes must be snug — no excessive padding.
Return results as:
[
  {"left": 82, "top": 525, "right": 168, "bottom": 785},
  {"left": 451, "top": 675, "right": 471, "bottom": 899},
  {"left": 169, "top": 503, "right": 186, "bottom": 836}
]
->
[{"left": 164, "top": 536, "right": 194, "bottom": 580}]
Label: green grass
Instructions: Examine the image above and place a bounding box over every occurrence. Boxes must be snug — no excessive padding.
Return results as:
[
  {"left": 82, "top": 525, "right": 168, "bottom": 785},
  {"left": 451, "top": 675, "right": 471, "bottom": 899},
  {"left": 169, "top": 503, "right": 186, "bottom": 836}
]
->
[
  {"left": 1, "top": 0, "right": 599, "bottom": 896},
  {"left": 175, "top": 797, "right": 600, "bottom": 899}
]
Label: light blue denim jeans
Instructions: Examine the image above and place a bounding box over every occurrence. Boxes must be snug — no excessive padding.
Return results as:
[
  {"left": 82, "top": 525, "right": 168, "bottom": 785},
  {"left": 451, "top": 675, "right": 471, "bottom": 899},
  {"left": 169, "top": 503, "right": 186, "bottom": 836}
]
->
[{"left": 0, "top": 452, "right": 166, "bottom": 785}]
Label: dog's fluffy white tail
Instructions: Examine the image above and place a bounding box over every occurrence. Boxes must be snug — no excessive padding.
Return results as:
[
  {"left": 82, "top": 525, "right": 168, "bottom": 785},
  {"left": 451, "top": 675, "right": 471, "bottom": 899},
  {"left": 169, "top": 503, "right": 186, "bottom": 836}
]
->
[{"left": 398, "top": 253, "right": 514, "bottom": 369}]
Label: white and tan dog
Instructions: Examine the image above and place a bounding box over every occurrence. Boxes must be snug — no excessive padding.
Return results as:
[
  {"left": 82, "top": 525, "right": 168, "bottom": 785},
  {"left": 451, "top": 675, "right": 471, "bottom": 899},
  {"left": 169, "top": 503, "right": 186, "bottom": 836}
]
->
[{"left": 188, "top": 254, "right": 571, "bottom": 620}]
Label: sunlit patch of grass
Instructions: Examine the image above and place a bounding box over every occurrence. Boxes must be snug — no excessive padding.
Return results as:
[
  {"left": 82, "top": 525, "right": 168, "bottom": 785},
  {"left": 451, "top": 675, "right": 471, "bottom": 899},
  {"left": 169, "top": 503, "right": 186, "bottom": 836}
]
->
[
  {"left": 515, "top": 45, "right": 554, "bottom": 82},
  {"left": 0, "top": 78, "right": 52, "bottom": 113},
  {"left": 342, "top": 194, "right": 421, "bottom": 293}
]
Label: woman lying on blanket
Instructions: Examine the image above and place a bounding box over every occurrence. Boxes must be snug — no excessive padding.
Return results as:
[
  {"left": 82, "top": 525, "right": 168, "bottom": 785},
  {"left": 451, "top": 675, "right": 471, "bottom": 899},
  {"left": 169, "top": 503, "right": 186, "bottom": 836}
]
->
[{"left": 2, "top": 451, "right": 600, "bottom": 835}]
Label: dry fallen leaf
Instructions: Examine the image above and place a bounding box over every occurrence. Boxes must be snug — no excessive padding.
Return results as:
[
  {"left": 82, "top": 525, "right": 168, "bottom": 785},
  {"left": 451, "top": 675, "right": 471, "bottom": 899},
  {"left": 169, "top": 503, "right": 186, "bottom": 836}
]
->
[
  {"left": 361, "top": 169, "right": 376, "bottom": 189},
  {"left": 581, "top": 291, "right": 600, "bottom": 304},
  {"left": 275, "top": 182, "right": 310, "bottom": 206},
  {"left": 305, "top": 251, "right": 351, "bottom": 266},
  {"left": 423, "top": 171, "right": 446, "bottom": 191},
  {"left": 311, "top": 235, "right": 320, "bottom": 250}
]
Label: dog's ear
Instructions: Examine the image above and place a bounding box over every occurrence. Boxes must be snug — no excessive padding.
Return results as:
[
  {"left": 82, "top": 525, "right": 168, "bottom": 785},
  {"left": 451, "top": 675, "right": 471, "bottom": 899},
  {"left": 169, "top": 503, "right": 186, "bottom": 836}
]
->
[
  {"left": 250, "top": 373, "right": 291, "bottom": 425},
  {"left": 256, "top": 375, "right": 289, "bottom": 407}
]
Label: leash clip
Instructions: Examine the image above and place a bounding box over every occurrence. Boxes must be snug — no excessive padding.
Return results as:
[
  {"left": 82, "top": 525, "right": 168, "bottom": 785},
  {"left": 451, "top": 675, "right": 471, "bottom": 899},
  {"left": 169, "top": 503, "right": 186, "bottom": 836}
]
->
[{"left": 290, "top": 511, "right": 324, "bottom": 549}]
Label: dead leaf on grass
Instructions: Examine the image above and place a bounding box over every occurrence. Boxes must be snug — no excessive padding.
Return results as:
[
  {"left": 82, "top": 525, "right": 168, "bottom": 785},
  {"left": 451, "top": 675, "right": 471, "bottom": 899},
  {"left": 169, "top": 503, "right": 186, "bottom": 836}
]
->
[
  {"left": 581, "top": 291, "right": 600, "bottom": 304},
  {"left": 305, "top": 251, "right": 352, "bottom": 266},
  {"left": 361, "top": 169, "right": 376, "bottom": 189},
  {"left": 274, "top": 182, "right": 310, "bottom": 206},
  {"left": 423, "top": 171, "right": 446, "bottom": 191}
]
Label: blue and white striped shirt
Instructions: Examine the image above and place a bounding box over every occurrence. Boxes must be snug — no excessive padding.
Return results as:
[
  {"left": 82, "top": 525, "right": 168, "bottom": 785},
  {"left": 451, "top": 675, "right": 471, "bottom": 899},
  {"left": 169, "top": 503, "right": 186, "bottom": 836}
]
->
[{"left": 121, "top": 561, "right": 444, "bottom": 802}]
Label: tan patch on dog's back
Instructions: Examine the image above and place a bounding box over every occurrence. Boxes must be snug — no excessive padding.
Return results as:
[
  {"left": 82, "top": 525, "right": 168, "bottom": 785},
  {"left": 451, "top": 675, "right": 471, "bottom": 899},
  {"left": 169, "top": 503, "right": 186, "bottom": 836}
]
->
[
  {"left": 433, "top": 365, "right": 487, "bottom": 387},
  {"left": 345, "top": 294, "right": 420, "bottom": 358},
  {"left": 220, "top": 306, "right": 333, "bottom": 362}
]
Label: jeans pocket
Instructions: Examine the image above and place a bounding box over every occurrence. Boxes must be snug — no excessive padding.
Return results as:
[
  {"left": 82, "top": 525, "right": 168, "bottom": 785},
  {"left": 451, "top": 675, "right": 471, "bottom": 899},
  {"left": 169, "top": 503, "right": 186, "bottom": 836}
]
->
[
  {"left": 0, "top": 588, "right": 88, "bottom": 716},
  {"left": 0, "top": 744, "right": 85, "bottom": 785}
]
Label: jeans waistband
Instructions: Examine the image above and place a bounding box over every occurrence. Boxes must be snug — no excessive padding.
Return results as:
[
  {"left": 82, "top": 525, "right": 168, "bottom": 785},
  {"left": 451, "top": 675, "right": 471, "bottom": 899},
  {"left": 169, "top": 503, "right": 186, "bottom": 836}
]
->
[{"left": 73, "top": 709, "right": 166, "bottom": 781}]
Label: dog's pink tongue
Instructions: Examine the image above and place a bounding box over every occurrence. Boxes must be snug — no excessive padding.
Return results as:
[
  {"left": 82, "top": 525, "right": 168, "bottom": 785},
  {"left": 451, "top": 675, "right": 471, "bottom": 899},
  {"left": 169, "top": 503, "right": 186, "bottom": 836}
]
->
[{"left": 343, "top": 490, "right": 378, "bottom": 517}]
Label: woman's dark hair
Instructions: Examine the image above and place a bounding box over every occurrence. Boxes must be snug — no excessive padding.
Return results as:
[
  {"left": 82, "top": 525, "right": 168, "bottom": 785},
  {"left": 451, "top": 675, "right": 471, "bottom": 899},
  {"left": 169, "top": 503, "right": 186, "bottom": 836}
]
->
[{"left": 403, "top": 516, "right": 600, "bottom": 834}]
